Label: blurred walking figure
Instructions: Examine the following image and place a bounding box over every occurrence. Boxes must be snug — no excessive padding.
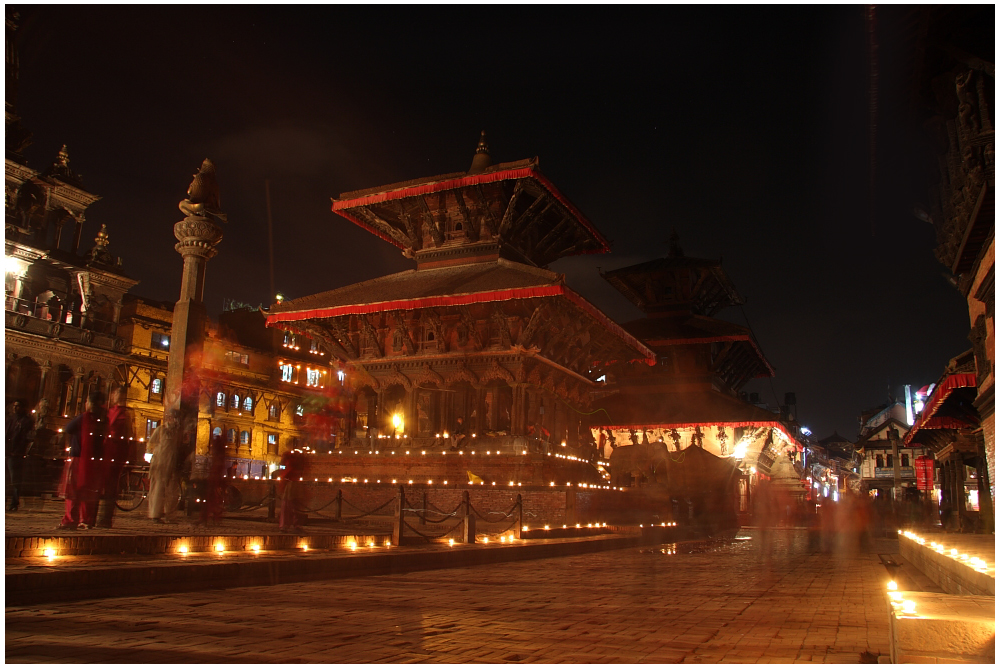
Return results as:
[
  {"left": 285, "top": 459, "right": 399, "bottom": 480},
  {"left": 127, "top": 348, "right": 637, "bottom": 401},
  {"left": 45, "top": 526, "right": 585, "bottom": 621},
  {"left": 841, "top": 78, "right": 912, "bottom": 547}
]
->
[
  {"left": 6, "top": 399, "right": 33, "bottom": 512},
  {"left": 59, "top": 390, "right": 107, "bottom": 530},
  {"left": 96, "top": 386, "right": 133, "bottom": 528},
  {"left": 147, "top": 410, "right": 181, "bottom": 524},
  {"left": 199, "top": 430, "right": 227, "bottom": 525},
  {"left": 278, "top": 448, "right": 307, "bottom": 532}
]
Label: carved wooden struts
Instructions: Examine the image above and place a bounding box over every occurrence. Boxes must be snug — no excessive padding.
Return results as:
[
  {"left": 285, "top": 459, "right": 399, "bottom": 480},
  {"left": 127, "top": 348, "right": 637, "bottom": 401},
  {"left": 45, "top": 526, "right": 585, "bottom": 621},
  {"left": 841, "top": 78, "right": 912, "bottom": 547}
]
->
[
  {"left": 516, "top": 304, "right": 547, "bottom": 348},
  {"left": 474, "top": 184, "right": 501, "bottom": 236},
  {"left": 359, "top": 314, "right": 384, "bottom": 358},
  {"left": 327, "top": 317, "right": 359, "bottom": 360},
  {"left": 393, "top": 201, "right": 423, "bottom": 251},
  {"left": 391, "top": 311, "right": 416, "bottom": 355},
  {"left": 452, "top": 190, "right": 479, "bottom": 242},
  {"left": 491, "top": 306, "right": 512, "bottom": 348},
  {"left": 302, "top": 319, "right": 352, "bottom": 361},
  {"left": 353, "top": 206, "right": 410, "bottom": 249},
  {"left": 497, "top": 180, "right": 526, "bottom": 237},
  {"left": 458, "top": 306, "right": 483, "bottom": 350},
  {"left": 416, "top": 195, "right": 445, "bottom": 247}
]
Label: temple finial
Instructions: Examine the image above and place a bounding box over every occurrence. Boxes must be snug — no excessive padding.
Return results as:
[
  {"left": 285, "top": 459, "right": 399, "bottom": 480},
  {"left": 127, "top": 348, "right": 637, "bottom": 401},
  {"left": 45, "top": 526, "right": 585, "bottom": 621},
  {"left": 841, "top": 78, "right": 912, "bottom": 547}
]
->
[
  {"left": 94, "top": 223, "right": 110, "bottom": 250},
  {"left": 468, "top": 130, "right": 492, "bottom": 174},
  {"left": 57, "top": 144, "right": 70, "bottom": 167}
]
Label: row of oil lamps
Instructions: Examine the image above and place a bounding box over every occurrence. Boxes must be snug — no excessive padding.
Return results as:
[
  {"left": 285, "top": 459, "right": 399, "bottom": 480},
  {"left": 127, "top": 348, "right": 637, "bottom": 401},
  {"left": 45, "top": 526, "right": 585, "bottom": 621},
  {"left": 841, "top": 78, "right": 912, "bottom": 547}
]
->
[{"left": 899, "top": 530, "right": 991, "bottom": 572}]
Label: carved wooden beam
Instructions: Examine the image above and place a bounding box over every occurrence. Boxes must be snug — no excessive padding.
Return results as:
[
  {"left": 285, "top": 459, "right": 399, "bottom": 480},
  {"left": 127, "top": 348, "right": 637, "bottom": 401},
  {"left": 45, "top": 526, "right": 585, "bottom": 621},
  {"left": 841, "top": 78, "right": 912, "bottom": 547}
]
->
[
  {"left": 535, "top": 215, "right": 573, "bottom": 258},
  {"left": 517, "top": 304, "right": 547, "bottom": 347},
  {"left": 497, "top": 180, "right": 526, "bottom": 237},
  {"left": 354, "top": 206, "right": 411, "bottom": 248},
  {"left": 507, "top": 191, "right": 550, "bottom": 240},
  {"left": 710, "top": 341, "right": 735, "bottom": 372}
]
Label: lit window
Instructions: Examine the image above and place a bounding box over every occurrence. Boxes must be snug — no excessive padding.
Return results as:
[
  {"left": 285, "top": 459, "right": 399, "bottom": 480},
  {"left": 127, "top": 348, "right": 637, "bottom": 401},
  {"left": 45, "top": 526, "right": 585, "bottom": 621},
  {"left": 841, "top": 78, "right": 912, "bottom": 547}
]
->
[
  {"left": 225, "top": 351, "right": 249, "bottom": 367},
  {"left": 212, "top": 427, "right": 222, "bottom": 437},
  {"left": 306, "top": 368, "right": 320, "bottom": 387},
  {"left": 227, "top": 428, "right": 237, "bottom": 444},
  {"left": 231, "top": 394, "right": 240, "bottom": 410},
  {"left": 280, "top": 364, "right": 294, "bottom": 383},
  {"left": 283, "top": 332, "right": 295, "bottom": 348},
  {"left": 150, "top": 378, "right": 163, "bottom": 395},
  {"left": 151, "top": 331, "right": 170, "bottom": 351},
  {"left": 309, "top": 341, "right": 322, "bottom": 355},
  {"left": 267, "top": 433, "right": 278, "bottom": 455},
  {"left": 146, "top": 419, "right": 159, "bottom": 439},
  {"left": 268, "top": 404, "right": 279, "bottom": 420},
  {"left": 243, "top": 396, "right": 253, "bottom": 412},
  {"left": 295, "top": 404, "right": 304, "bottom": 416},
  {"left": 216, "top": 392, "right": 226, "bottom": 407},
  {"left": 240, "top": 430, "right": 250, "bottom": 445}
]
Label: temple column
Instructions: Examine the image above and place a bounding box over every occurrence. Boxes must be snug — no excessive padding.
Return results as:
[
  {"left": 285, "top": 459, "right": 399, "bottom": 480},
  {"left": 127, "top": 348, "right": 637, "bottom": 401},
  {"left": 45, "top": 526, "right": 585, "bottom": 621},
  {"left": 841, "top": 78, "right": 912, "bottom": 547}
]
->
[
  {"left": 162, "top": 160, "right": 225, "bottom": 495},
  {"left": 474, "top": 386, "right": 486, "bottom": 435},
  {"left": 511, "top": 383, "right": 526, "bottom": 436},
  {"left": 376, "top": 389, "right": 386, "bottom": 435}
]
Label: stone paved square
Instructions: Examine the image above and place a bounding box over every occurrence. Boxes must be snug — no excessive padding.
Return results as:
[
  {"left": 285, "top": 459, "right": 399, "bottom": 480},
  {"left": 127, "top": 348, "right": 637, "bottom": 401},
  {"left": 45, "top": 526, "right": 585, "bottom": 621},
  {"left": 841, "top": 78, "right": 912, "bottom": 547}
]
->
[{"left": 5, "top": 530, "right": 895, "bottom": 663}]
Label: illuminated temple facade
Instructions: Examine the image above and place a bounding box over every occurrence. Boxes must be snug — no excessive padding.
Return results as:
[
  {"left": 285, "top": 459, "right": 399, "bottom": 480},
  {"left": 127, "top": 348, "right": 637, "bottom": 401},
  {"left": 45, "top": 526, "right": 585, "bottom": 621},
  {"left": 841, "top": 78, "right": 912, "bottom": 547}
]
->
[
  {"left": 266, "top": 135, "right": 654, "bottom": 470},
  {"left": 591, "top": 238, "right": 802, "bottom": 495}
]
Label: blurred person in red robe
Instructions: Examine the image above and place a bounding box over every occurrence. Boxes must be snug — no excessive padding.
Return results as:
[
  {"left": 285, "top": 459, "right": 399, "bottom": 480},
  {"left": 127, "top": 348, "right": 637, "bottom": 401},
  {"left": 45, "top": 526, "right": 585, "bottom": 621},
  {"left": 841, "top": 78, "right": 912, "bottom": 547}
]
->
[
  {"left": 199, "top": 431, "right": 227, "bottom": 525},
  {"left": 58, "top": 390, "right": 107, "bottom": 530},
  {"left": 96, "top": 386, "right": 133, "bottom": 528},
  {"left": 278, "top": 448, "right": 308, "bottom": 532}
]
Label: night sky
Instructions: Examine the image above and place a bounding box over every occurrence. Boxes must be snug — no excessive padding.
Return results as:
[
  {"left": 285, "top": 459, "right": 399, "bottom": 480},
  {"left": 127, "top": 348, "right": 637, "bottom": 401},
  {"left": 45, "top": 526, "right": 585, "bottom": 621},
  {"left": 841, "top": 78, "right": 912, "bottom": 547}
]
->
[{"left": 10, "top": 5, "right": 977, "bottom": 440}]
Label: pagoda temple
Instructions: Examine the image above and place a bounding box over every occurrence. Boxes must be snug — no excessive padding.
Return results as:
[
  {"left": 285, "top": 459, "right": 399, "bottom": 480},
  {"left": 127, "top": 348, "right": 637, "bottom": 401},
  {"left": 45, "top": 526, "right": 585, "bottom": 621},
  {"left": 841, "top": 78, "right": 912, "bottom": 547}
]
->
[
  {"left": 265, "top": 134, "right": 654, "bottom": 485},
  {"left": 588, "top": 236, "right": 802, "bottom": 511}
]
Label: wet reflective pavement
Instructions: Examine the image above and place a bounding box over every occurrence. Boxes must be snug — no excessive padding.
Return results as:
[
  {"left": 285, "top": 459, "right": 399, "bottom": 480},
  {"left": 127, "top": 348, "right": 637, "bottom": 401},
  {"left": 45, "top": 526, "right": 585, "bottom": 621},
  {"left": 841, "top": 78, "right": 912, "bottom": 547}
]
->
[{"left": 6, "top": 530, "right": 896, "bottom": 663}]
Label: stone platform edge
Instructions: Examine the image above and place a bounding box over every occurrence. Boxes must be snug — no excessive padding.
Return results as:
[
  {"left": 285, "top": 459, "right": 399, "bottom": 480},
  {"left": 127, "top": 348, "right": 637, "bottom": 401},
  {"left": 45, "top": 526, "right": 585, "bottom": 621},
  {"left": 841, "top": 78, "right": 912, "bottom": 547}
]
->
[
  {"left": 898, "top": 534, "right": 995, "bottom": 596},
  {"left": 6, "top": 534, "right": 651, "bottom": 607}
]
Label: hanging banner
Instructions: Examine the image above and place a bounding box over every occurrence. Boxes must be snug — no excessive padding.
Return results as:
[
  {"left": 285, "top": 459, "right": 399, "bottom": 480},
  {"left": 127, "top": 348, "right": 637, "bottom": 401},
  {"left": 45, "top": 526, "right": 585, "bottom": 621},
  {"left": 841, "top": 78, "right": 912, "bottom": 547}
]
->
[{"left": 915, "top": 455, "right": 934, "bottom": 491}]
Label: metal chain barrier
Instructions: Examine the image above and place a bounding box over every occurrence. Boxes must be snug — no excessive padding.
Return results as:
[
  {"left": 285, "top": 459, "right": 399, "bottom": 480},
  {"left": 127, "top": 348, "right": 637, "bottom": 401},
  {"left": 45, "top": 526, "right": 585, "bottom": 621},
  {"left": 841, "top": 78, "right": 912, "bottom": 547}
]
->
[
  {"left": 401, "top": 518, "right": 465, "bottom": 541},
  {"left": 468, "top": 499, "right": 518, "bottom": 521}
]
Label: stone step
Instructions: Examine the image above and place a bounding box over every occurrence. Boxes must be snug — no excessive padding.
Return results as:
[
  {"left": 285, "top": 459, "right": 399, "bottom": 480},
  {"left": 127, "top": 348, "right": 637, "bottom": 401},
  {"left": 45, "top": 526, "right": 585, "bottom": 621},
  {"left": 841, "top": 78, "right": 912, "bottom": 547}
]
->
[{"left": 887, "top": 590, "right": 995, "bottom": 664}]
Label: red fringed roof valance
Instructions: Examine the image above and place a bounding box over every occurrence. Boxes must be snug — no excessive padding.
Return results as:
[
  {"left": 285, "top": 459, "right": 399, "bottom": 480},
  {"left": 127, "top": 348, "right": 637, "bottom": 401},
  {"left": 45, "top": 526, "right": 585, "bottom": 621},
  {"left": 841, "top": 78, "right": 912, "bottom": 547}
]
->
[
  {"left": 266, "top": 284, "right": 656, "bottom": 365},
  {"left": 330, "top": 167, "right": 610, "bottom": 254},
  {"left": 903, "top": 372, "right": 978, "bottom": 445}
]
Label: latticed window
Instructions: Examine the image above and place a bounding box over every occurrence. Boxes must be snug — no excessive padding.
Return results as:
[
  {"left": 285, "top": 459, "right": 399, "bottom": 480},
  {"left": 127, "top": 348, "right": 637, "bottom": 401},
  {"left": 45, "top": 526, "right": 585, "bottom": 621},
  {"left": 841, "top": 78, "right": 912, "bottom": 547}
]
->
[
  {"left": 267, "top": 433, "right": 278, "bottom": 455},
  {"left": 216, "top": 392, "right": 226, "bottom": 407},
  {"left": 268, "top": 404, "right": 279, "bottom": 420},
  {"left": 227, "top": 428, "right": 237, "bottom": 444},
  {"left": 280, "top": 364, "right": 294, "bottom": 383},
  {"left": 306, "top": 368, "right": 320, "bottom": 387},
  {"left": 243, "top": 396, "right": 253, "bottom": 412},
  {"left": 240, "top": 430, "right": 250, "bottom": 446},
  {"left": 150, "top": 378, "right": 163, "bottom": 395},
  {"left": 231, "top": 394, "right": 240, "bottom": 410}
]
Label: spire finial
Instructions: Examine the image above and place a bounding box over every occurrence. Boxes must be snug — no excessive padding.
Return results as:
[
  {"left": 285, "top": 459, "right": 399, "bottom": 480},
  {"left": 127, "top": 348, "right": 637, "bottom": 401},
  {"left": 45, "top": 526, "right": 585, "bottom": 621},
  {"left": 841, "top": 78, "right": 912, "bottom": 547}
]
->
[
  {"left": 468, "top": 130, "right": 492, "bottom": 174},
  {"left": 94, "top": 223, "right": 110, "bottom": 250},
  {"left": 57, "top": 144, "right": 70, "bottom": 167}
]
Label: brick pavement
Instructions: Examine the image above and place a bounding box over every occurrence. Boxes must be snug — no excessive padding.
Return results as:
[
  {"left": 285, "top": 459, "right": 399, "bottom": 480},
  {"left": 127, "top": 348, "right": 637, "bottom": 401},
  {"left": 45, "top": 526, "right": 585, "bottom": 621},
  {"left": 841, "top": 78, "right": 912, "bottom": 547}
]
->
[{"left": 5, "top": 530, "right": 896, "bottom": 663}]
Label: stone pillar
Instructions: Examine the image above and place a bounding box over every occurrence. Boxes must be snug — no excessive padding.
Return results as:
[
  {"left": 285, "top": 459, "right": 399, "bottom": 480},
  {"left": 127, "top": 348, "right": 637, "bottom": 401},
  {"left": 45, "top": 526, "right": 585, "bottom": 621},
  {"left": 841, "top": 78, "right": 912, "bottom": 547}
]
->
[
  {"left": 162, "top": 160, "right": 225, "bottom": 478},
  {"left": 71, "top": 367, "right": 84, "bottom": 415},
  {"left": 511, "top": 383, "right": 526, "bottom": 436},
  {"left": 890, "top": 427, "right": 902, "bottom": 502}
]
